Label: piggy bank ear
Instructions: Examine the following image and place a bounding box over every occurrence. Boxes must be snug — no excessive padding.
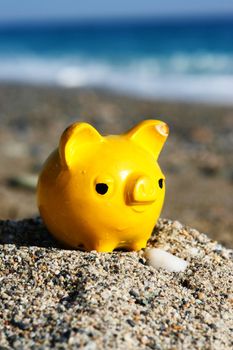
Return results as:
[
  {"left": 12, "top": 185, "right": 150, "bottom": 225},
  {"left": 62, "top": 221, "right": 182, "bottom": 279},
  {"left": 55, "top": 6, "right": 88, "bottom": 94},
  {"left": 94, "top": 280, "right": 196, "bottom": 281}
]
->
[
  {"left": 59, "top": 122, "right": 102, "bottom": 168},
  {"left": 125, "top": 120, "right": 169, "bottom": 160}
]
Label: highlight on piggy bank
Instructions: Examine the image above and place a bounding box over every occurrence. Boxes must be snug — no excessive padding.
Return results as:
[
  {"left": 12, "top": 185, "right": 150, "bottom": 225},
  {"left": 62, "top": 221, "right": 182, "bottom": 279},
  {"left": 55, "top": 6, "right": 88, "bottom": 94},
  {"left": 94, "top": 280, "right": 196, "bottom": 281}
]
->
[{"left": 37, "top": 119, "right": 169, "bottom": 252}]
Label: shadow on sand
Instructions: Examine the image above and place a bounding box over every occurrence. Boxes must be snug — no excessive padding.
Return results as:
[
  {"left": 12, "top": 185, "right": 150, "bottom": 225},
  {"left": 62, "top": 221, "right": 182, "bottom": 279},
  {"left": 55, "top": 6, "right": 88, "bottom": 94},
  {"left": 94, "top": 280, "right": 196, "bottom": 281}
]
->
[{"left": 0, "top": 216, "right": 64, "bottom": 249}]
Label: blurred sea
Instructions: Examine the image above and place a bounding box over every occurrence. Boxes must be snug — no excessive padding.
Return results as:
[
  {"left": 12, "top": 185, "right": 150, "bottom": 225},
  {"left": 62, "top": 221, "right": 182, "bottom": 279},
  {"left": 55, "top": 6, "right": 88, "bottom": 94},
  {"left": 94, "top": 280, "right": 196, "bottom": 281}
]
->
[{"left": 0, "top": 17, "right": 233, "bottom": 104}]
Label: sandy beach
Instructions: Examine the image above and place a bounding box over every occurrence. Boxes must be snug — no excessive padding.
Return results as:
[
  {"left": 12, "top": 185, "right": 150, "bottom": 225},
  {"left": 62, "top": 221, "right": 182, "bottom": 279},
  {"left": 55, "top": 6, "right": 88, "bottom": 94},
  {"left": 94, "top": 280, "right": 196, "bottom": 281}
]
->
[
  {"left": 0, "top": 83, "right": 232, "bottom": 248},
  {"left": 0, "top": 217, "right": 232, "bottom": 349}
]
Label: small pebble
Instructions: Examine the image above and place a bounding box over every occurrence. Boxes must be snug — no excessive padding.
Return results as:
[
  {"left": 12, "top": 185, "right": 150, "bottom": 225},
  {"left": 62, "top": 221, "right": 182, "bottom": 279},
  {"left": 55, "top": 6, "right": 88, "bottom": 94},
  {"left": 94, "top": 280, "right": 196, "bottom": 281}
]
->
[
  {"left": 172, "top": 221, "right": 183, "bottom": 231},
  {"left": 144, "top": 248, "right": 189, "bottom": 272},
  {"left": 188, "top": 247, "right": 200, "bottom": 257}
]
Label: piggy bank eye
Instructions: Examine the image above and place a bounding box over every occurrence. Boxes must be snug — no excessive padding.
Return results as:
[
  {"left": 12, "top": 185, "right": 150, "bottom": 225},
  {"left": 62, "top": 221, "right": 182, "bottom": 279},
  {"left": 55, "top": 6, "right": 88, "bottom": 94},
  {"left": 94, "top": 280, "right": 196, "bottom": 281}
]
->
[
  {"left": 95, "top": 183, "right": 109, "bottom": 195},
  {"left": 158, "top": 178, "right": 164, "bottom": 189}
]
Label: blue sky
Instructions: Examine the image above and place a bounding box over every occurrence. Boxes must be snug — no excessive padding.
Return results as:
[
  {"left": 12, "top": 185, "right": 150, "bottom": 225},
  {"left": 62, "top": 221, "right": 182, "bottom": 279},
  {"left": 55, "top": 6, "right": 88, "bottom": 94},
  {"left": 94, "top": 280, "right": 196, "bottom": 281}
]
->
[{"left": 1, "top": 0, "right": 233, "bottom": 22}]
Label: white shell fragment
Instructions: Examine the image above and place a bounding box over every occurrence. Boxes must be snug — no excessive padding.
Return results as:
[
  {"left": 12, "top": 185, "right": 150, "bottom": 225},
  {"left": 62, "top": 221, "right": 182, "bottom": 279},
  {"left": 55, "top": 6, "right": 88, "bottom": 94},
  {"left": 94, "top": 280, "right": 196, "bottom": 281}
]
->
[{"left": 144, "top": 248, "right": 188, "bottom": 272}]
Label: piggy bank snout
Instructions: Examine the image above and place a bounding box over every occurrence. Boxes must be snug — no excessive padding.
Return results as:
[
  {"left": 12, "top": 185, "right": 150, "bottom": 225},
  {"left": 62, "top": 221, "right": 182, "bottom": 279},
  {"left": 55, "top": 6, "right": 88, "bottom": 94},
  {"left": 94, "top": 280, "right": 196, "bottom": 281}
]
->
[{"left": 127, "top": 175, "right": 157, "bottom": 205}]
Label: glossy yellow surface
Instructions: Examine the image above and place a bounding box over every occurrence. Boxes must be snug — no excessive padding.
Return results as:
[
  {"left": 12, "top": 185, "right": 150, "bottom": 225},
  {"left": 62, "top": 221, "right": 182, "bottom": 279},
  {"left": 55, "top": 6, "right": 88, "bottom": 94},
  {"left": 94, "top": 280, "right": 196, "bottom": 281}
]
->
[{"left": 37, "top": 119, "right": 169, "bottom": 252}]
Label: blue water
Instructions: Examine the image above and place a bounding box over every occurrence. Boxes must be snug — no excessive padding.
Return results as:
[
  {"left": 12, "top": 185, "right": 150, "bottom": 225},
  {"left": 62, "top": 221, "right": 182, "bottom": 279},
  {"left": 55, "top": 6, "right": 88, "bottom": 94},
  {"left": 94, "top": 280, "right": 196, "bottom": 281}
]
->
[{"left": 1, "top": 17, "right": 233, "bottom": 103}]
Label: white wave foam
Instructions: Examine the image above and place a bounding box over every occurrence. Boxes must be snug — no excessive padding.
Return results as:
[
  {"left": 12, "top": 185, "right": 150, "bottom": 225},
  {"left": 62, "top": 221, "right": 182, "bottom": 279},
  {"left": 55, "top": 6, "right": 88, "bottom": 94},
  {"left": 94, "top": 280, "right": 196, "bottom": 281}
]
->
[{"left": 0, "top": 54, "right": 233, "bottom": 104}]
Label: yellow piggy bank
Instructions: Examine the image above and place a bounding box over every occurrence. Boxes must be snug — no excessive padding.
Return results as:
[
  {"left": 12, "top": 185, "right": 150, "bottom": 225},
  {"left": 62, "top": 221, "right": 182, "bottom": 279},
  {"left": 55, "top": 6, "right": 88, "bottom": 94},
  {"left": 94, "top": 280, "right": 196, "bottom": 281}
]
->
[{"left": 37, "top": 119, "right": 169, "bottom": 252}]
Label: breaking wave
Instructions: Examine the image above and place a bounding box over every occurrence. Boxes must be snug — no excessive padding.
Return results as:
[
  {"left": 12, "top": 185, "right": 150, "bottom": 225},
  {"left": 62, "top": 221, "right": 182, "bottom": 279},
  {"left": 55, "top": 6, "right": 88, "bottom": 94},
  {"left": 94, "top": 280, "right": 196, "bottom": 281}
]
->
[{"left": 1, "top": 53, "right": 233, "bottom": 104}]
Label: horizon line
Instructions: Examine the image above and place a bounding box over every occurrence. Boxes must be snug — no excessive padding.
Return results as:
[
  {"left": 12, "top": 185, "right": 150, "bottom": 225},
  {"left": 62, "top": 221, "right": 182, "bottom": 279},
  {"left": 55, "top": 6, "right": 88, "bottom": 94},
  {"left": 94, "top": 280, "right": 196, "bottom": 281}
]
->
[{"left": 1, "top": 12, "right": 233, "bottom": 28}]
